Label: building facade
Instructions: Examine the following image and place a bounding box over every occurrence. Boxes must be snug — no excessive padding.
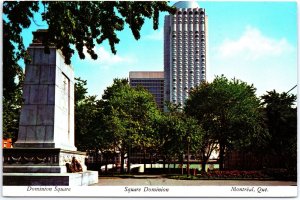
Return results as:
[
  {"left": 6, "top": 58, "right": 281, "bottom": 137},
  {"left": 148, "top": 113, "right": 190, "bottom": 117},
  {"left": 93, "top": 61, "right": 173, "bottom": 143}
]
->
[
  {"left": 164, "top": 1, "right": 208, "bottom": 108},
  {"left": 129, "top": 71, "right": 164, "bottom": 110}
]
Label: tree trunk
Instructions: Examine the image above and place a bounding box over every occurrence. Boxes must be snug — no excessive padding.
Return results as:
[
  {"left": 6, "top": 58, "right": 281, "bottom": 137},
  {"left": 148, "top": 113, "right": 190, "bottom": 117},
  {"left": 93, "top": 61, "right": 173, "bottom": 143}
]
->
[
  {"left": 219, "top": 143, "right": 225, "bottom": 171},
  {"left": 112, "top": 151, "right": 116, "bottom": 176},
  {"left": 201, "top": 161, "right": 206, "bottom": 172},
  {"left": 201, "top": 152, "right": 208, "bottom": 172},
  {"left": 181, "top": 154, "right": 184, "bottom": 175},
  {"left": 120, "top": 152, "right": 125, "bottom": 174},
  {"left": 163, "top": 156, "right": 166, "bottom": 173},
  {"left": 143, "top": 150, "right": 146, "bottom": 174},
  {"left": 105, "top": 155, "right": 108, "bottom": 173},
  {"left": 126, "top": 142, "right": 132, "bottom": 174},
  {"left": 150, "top": 153, "right": 153, "bottom": 170}
]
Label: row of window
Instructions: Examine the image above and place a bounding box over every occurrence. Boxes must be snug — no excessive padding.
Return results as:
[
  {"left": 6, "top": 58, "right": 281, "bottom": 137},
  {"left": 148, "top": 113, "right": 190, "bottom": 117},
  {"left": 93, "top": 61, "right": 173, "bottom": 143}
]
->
[
  {"left": 131, "top": 80, "right": 164, "bottom": 83},
  {"left": 177, "top": 10, "right": 205, "bottom": 15},
  {"left": 172, "top": 30, "right": 205, "bottom": 34},
  {"left": 176, "top": 21, "right": 205, "bottom": 25},
  {"left": 172, "top": 57, "right": 205, "bottom": 62}
]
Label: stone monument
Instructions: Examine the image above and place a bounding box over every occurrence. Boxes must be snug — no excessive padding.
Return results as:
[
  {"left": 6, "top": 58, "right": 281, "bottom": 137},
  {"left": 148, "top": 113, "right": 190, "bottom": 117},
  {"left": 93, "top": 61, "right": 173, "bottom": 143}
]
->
[{"left": 3, "top": 30, "right": 98, "bottom": 186}]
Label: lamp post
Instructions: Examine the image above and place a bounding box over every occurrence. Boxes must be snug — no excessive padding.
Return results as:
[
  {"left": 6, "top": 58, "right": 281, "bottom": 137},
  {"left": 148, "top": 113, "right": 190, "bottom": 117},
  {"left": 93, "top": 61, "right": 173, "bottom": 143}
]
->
[{"left": 187, "top": 136, "right": 190, "bottom": 177}]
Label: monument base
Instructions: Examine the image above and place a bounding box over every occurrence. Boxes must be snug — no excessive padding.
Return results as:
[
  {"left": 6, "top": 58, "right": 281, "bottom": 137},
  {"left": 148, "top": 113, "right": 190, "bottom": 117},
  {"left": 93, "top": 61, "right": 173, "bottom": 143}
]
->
[
  {"left": 3, "top": 148, "right": 98, "bottom": 186},
  {"left": 3, "top": 171, "right": 98, "bottom": 186}
]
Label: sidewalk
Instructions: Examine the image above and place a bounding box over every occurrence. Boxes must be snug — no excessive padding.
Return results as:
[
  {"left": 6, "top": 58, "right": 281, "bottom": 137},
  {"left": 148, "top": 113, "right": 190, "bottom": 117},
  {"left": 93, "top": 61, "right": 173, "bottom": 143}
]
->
[{"left": 93, "top": 177, "right": 297, "bottom": 186}]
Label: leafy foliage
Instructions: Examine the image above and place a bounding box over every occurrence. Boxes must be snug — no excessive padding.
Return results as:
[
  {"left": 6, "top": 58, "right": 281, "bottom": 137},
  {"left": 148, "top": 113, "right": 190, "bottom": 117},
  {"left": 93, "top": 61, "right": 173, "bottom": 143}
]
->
[
  {"left": 3, "top": 1, "right": 176, "bottom": 65},
  {"left": 185, "top": 75, "right": 268, "bottom": 170},
  {"left": 156, "top": 106, "right": 204, "bottom": 164},
  {"left": 261, "top": 90, "right": 297, "bottom": 170},
  {"left": 101, "top": 78, "right": 162, "bottom": 172},
  {"left": 74, "top": 78, "right": 111, "bottom": 152},
  {"left": 3, "top": 90, "right": 23, "bottom": 140}
]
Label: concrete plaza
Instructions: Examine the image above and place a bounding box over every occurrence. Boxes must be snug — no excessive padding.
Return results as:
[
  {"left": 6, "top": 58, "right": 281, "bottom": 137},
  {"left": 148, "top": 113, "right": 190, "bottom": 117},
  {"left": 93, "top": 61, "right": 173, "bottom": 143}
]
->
[{"left": 93, "top": 176, "right": 297, "bottom": 186}]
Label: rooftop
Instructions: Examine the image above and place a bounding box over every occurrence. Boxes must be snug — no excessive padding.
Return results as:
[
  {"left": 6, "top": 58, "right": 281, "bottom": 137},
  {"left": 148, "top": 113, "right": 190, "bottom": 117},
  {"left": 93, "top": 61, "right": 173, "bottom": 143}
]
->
[
  {"left": 129, "top": 71, "right": 164, "bottom": 79},
  {"left": 173, "top": 1, "right": 200, "bottom": 9}
]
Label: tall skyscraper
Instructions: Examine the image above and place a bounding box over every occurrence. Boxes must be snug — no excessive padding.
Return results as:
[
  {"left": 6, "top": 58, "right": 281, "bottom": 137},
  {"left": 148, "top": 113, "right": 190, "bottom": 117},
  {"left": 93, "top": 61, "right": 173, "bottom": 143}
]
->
[
  {"left": 164, "top": 1, "right": 208, "bottom": 108},
  {"left": 129, "top": 71, "right": 164, "bottom": 110}
]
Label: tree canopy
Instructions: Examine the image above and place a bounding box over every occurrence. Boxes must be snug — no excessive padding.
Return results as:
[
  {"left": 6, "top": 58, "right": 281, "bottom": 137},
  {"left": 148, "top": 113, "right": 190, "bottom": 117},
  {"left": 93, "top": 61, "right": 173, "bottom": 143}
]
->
[
  {"left": 101, "top": 78, "right": 162, "bottom": 173},
  {"left": 261, "top": 90, "right": 297, "bottom": 170},
  {"left": 156, "top": 104, "right": 203, "bottom": 165},
  {"left": 3, "top": 1, "right": 176, "bottom": 65},
  {"left": 185, "top": 75, "right": 268, "bottom": 170}
]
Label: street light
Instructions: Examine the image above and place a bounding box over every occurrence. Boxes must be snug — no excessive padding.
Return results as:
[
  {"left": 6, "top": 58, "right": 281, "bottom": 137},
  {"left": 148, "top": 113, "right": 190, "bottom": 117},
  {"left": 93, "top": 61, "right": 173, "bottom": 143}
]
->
[{"left": 187, "top": 136, "right": 190, "bottom": 177}]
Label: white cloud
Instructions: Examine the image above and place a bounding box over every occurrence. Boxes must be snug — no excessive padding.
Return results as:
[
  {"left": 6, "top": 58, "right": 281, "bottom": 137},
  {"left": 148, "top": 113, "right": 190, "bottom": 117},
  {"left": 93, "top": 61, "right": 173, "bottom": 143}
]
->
[
  {"left": 83, "top": 46, "right": 135, "bottom": 69},
  {"left": 217, "top": 26, "right": 294, "bottom": 60},
  {"left": 209, "top": 26, "right": 297, "bottom": 96},
  {"left": 144, "top": 29, "right": 163, "bottom": 41}
]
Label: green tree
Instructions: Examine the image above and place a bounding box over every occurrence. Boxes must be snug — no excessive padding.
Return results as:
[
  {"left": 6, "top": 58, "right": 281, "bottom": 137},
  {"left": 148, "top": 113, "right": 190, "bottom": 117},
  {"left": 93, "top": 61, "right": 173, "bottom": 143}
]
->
[
  {"left": 3, "top": 89, "right": 23, "bottom": 140},
  {"left": 156, "top": 105, "right": 203, "bottom": 174},
  {"left": 261, "top": 90, "right": 297, "bottom": 170},
  {"left": 3, "top": 1, "right": 176, "bottom": 65},
  {"left": 2, "top": 65, "right": 24, "bottom": 140},
  {"left": 74, "top": 77, "right": 116, "bottom": 172},
  {"left": 101, "top": 78, "right": 161, "bottom": 173},
  {"left": 185, "top": 75, "right": 267, "bottom": 170}
]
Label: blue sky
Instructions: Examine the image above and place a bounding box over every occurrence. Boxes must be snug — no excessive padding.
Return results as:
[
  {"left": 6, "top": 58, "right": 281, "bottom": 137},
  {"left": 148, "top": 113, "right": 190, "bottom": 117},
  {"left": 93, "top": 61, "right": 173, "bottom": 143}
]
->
[{"left": 20, "top": 1, "right": 298, "bottom": 98}]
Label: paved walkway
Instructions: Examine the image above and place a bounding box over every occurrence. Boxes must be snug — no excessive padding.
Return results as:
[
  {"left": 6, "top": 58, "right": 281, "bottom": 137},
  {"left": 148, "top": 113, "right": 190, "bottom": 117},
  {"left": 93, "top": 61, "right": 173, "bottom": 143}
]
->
[{"left": 93, "top": 176, "right": 297, "bottom": 186}]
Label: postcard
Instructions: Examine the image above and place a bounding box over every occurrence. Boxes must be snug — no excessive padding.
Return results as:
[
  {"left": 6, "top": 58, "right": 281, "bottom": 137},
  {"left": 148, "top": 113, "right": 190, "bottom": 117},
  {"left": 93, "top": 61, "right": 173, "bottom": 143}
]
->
[{"left": 2, "top": 0, "right": 297, "bottom": 198}]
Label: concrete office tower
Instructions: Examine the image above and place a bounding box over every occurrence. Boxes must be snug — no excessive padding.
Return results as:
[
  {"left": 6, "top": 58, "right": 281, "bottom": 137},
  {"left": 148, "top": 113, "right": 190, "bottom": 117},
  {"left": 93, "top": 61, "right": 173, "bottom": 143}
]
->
[
  {"left": 164, "top": 1, "right": 208, "bottom": 108},
  {"left": 129, "top": 71, "right": 164, "bottom": 110}
]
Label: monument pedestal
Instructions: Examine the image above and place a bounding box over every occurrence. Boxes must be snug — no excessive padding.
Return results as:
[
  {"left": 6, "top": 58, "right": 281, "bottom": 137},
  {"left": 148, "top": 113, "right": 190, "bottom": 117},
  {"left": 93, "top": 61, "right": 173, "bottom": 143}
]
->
[
  {"left": 3, "top": 172, "right": 98, "bottom": 186},
  {"left": 3, "top": 148, "right": 98, "bottom": 186},
  {"left": 3, "top": 30, "right": 98, "bottom": 186}
]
